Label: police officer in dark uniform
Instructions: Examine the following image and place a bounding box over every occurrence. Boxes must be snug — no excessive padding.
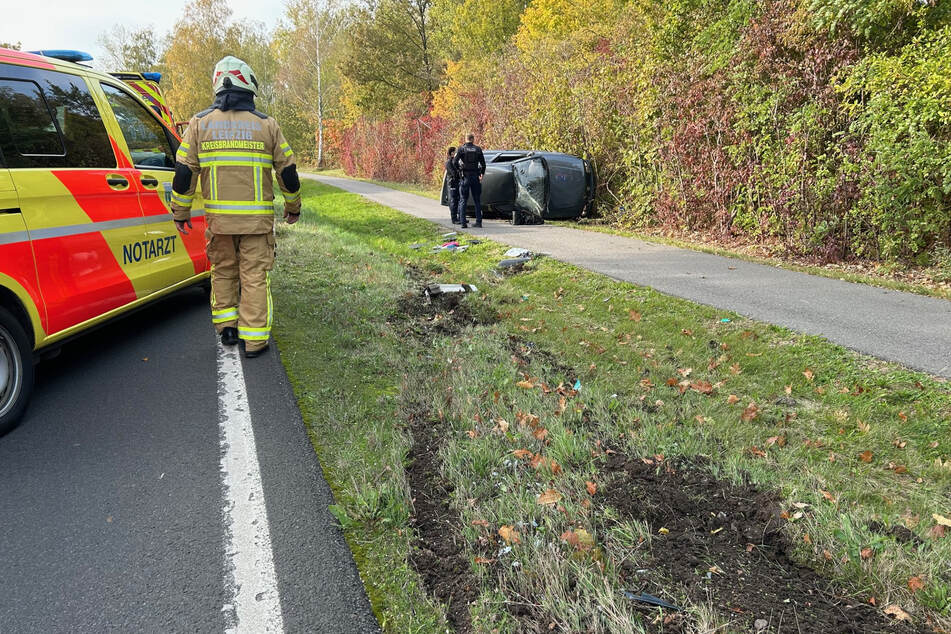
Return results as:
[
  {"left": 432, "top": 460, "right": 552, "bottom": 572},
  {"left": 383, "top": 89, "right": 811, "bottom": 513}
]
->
[
  {"left": 445, "top": 146, "right": 461, "bottom": 224},
  {"left": 453, "top": 133, "right": 486, "bottom": 228}
]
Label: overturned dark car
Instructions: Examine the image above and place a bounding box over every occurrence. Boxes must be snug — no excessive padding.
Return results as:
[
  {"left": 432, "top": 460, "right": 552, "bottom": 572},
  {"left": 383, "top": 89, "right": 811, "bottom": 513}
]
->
[{"left": 441, "top": 150, "right": 595, "bottom": 224}]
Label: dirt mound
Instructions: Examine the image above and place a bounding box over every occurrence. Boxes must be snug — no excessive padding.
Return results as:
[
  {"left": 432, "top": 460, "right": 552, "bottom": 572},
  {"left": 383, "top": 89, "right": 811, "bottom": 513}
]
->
[{"left": 602, "top": 454, "right": 929, "bottom": 633}]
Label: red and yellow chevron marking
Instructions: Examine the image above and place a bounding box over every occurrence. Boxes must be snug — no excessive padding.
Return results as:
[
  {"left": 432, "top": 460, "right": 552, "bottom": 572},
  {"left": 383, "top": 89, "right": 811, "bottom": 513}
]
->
[{"left": 0, "top": 135, "right": 209, "bottom": 348}]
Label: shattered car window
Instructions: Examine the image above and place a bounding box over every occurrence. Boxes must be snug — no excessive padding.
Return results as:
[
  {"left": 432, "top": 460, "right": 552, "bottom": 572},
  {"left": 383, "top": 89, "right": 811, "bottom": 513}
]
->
[{"left": 513, "top": 158, "right": 547, "bottom": 217}]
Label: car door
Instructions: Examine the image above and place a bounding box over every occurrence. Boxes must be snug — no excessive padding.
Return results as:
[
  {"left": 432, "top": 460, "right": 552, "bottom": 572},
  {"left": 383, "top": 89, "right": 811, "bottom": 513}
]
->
[
  {"left": 0, "top": 67, "right": 146, "bottom": 335},
  {"left": 511, "top": 156, "right": 549, "bottom": 221},
  {"left": 96, "top": 81, "right": 207, "bottom": 294},
  {"left": 0, "top": 163, "right": 44, "bottom": 336}
]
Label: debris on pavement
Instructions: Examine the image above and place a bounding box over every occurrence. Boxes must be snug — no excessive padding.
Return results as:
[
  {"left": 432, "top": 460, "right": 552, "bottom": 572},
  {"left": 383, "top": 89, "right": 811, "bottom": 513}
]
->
[
  {"left": 622, "top": 590, "right": 681, "bottom": 611},
  {"left": 504, "top": 247, "right": 532, "bottom": 258},
  {"left": 424, "top": 283, "right": 479, "bottom": 298}
]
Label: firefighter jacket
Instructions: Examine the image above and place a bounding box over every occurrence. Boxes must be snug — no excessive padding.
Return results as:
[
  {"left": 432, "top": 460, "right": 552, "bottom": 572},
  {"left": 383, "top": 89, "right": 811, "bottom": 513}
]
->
[{"left": 170, "top": 106, "right": 301, "bottom": 235}]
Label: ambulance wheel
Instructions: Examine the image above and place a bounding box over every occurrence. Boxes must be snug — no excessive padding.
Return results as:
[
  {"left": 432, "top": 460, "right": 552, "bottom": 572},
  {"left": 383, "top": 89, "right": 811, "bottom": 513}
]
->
[{"left": 0, "top": 305, "right": 33, "bottom": 435}]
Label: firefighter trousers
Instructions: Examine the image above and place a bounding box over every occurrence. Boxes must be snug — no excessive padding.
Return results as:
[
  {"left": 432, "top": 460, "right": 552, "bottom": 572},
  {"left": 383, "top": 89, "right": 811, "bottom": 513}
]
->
[{"left": 206, "top": 230, "right": 275, "bottom": 351}]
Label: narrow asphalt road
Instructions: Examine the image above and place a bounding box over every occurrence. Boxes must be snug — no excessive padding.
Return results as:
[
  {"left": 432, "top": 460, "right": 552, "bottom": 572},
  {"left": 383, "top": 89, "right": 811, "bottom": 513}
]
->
[
  {"left": 0, "top": 287, "right": 379, "bottom": 633},
  {"left": 304, "top": 173, "right": 951, "bottom": 378}
]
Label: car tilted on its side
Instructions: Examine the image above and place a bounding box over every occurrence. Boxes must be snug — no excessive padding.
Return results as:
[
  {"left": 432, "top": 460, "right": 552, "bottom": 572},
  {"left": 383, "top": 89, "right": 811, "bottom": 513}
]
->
[
  {"left": 0, "top": 48, "right": 210, "bottom": 434},
  {"left": 441, "top": 150, "right": 595, "bottom": 224}
]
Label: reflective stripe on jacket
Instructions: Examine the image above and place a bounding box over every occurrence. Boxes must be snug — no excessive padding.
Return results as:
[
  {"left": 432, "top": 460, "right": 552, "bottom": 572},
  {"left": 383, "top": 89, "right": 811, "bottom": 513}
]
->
[{"left": 170, "top": 109, "right": 301, "bottom": 235}]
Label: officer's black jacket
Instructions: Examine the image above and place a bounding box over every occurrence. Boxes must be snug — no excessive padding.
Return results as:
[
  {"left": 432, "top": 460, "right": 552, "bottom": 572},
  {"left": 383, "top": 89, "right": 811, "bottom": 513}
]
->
[
  {"left": 454, "top": 142, "right": 485, "bottom": 176},
  {"left": 445, "top": 157, "right": 460, "bottom": 185}
]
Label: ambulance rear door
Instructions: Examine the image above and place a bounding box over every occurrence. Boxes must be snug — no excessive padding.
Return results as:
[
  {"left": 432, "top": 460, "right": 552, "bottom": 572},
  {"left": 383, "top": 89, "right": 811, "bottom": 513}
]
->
[{"left": 96, "top": 80, "right": 207, "bottom": 294}]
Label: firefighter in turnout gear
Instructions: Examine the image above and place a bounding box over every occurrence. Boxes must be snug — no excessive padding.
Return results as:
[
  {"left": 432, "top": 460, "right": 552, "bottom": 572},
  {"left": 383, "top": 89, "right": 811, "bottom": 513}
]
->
[{"left": 170, "top": 56, "right": 302, "bottom": 358}]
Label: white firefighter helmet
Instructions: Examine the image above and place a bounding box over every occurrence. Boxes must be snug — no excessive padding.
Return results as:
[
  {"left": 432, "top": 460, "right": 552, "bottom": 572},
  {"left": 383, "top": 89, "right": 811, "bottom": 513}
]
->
[{"left": 212, "top": 56, "right": 258, "bottom": 95}]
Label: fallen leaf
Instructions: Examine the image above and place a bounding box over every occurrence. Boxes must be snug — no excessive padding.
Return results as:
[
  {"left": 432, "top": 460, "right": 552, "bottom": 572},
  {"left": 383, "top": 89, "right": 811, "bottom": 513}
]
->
[
  {"left": 691, "top": 380, "right": 714, "bottom": 395},
  {"left": 666, "top": 377, "right": 679, "bottom": 387},
  {"left": 749, "top": 446, "right": 767, "bottom": 458},
  {"left": 822, "top": 549, "right": 833, "bottom": 561},
  {"left": 471, "top": 519, "right": 489, "bottom": 527},
  {"left": 765, "top": 435, "right": 787, "bottom": 447},
  {"left": 561, "top": 530, "right": 580, "bottom": 547},
  {"left": 803, "top": 533, "right": 812, "bottom": 544},
  {"left": 887, "top": 463, "right": 908, "bottom": 474},
  {"left": 474, "top": 556, "right": 495, "bottom": 564},
  {"left": 860, "top": 547, "right": 874, "bottom": 560},
  {"left": 537, "top": 489, "right": 562, "bottom": 505},
  {"left": 820, "top": 489, "right": 836, "bottom": 503},
  {"left": 898, "top": 411, "right": 908, "bottom": 423},
  {"left": 784, "top": 385, "right": 792, "bottom": 395},
  {"left": 498, "top": 525, "right": 520, "bottom": 544},
  {"left": 550, "top": 460, "right": 563, "bottom": 475},
  {"left": 585, "top": 481, "right": 597, "bottom": 496},
  {"left": 513, "top": 449, "right": 533, "bottom": 459},
  {"left": 857, "top": 420, "right": 870, "bottom": 433},
  {"left": 908, "top": 576, "right": 925, "bottom": 593},
  {"left": 859, "top": 450, "right": 873, "bottom": 463},
  {"left": 933, "top": 514, "right": 951, "bottom": 527},
  {"left": 678, "top": 367, "right": 693, "bottom": 377},
  {"left": 467, "top": 430, "right": 479, "bottom": 439},
  {"left": 640, "top": 378, "right": 654, "bottom": 389},
  {"left": 929, "top": 524, "right": 947, "bottom": 539},
  {"left": 495, "top": 418, "right": 509, "bottom": 433},
  {"left": 681, "top": 328, "right": 693, "bottom": 336},
  {"left": 729, "top": 363, "right": 742, "bottom": 375},
  {"left": 741, "top": 403, "right": 759, "bottom": 422},
  {"left": 929, "top": 441, "right": 939, "bottom": 449},
  {"left": 727, "top": 394, "right": 740, "bottom": 404},
  {"left": 529, "top": 453, "right": 545, "bottom": 469},
  {"left": 708, "top": 565, "right": 724, "bottom": 575},
  {"left": 803, "top": 369, "right": 815, "bottom": 381},
  {"left": 695, "top": 415, "right": 706, "bottom": 423},
  {"left": 629, "top": 310, "right": 641, "bottom": 322},
  {"left": 883, "top": 605, "right": 912, "bottom": 622},
  {"left": 658, "top": 527, "right": 669, "bottom": 535},
  {"left": 533, "top": 427, "right": 549, "bottom": 441},
  {"left": 555, "top": 396, "right": 567, "bottom": 416},
  {"left": 893, "top": 439, "right": 906, "bottom": 449},
  {"left": 516, "top": 380, "right": 535, "bottom": 389},
  {"left": 868, "top": 596, "right": 876, "bottom": 606}
]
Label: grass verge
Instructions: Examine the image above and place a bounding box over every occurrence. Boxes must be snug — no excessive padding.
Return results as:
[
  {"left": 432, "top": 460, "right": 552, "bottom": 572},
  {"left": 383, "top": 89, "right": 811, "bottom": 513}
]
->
[{"left": 273, "top": 180, "right": 951, "bottom": 632}]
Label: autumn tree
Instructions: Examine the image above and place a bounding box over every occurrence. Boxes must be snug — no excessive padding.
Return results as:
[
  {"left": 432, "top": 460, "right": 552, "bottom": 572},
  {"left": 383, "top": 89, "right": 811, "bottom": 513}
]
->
[
  {"left": 275, "top": 0, "right": 346, "bottom": 165},
  {"left": 341, "top": 0, "right": 441, "bottom": 115},
  {"left": 96, "top": 25, "right": 159, "bottom": 71}
]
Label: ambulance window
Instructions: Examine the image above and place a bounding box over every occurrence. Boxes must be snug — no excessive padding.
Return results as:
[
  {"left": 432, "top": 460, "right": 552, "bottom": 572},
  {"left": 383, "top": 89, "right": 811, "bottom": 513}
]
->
[
  {"left": 0, "top": 79, "right": 65, "bottom": 159},
  {"left": 35, "top": 72, "right": 114, "bottom": 168},
  {"left": 101, "top": 84, "right": 175, "bottom": 170},
  {"left": 0, "top": 71, "right": 114, "bottom": 168}
]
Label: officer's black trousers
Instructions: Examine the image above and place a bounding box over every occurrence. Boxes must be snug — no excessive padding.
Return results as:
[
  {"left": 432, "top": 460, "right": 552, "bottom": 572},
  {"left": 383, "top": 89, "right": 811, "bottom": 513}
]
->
[
  {"left": 448, "top": 184, "right": 460, "bottom": 223},
  {"left": 460, "top": 174, "right": 482, "bottom": 225}
]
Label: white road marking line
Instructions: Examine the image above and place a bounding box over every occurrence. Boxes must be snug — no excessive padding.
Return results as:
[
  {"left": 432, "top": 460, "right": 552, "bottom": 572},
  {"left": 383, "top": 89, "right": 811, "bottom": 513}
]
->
[{"left": 217, "top": 341, "right": 284, "bottom": 633}]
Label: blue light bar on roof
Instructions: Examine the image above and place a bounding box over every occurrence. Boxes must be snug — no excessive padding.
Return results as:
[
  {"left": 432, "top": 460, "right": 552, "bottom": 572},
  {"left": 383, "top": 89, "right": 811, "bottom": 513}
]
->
[
  {"left": 141, "top": 72, "right": 162, "bottom": 83},
  {"left": 28, "top": 50, "right": 94, "bottom": 63}
]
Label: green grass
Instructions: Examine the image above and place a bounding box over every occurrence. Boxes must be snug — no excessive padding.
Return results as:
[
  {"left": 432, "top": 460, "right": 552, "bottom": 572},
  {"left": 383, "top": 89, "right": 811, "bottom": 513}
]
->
[
  {"left": 272, "top": 181, "right": 951, "bottom": 632},
  {"left": 550, "top": 220, "right": 951, "bottom": 301}
]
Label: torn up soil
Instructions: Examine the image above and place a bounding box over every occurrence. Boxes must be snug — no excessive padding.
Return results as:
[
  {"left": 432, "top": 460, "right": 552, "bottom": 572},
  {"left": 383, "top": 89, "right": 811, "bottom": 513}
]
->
[
  {"left": 602, "top": 454, "right": 930, "bottom": 633},
  {"left": 404, "top": 399, "right": 479, "bottom": 633}
]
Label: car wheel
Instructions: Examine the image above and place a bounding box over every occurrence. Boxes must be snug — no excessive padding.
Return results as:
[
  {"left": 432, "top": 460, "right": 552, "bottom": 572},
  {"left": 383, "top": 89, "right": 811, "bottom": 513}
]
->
[{"left": 0, "top": 306, "right": 34, "bottom": 436}]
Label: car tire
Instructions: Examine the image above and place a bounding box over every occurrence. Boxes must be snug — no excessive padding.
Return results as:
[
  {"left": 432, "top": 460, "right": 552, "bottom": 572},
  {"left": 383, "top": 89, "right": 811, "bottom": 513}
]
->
[{"left": 0, "top": 305, "right": 34, "bottom": 436}]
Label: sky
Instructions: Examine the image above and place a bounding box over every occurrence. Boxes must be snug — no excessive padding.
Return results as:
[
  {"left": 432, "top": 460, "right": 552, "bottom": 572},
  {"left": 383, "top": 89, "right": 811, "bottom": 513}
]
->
[{"left": 0, "top": 0, "right": 285, "bottom": 66}]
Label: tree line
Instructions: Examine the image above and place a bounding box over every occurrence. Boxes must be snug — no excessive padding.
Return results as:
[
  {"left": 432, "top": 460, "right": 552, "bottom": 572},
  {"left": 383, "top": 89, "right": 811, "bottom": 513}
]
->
[{"left": 98, "top": 0, "right": 951, "bottom": 263}]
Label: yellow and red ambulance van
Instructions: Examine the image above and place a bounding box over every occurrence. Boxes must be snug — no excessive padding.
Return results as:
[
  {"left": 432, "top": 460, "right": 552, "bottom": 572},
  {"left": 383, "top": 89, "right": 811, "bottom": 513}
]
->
[{"left": 0, "top": 48, "right": 210, "bottom": 433}]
